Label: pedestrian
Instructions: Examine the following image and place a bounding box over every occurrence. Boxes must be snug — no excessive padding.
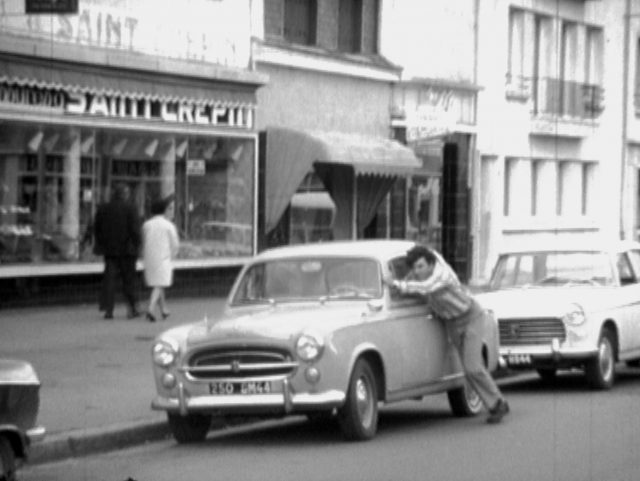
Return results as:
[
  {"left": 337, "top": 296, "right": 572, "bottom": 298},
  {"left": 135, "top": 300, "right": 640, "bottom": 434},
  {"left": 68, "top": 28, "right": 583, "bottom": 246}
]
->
[
  {"left": 93, "top": 183, "right": 142, "bottom": 320},
  {"left": 142, "top": 194, "right": 179, "bottom": 322},
  {"left": 384, "top": 245, "right": 510, "bottom": 424}
]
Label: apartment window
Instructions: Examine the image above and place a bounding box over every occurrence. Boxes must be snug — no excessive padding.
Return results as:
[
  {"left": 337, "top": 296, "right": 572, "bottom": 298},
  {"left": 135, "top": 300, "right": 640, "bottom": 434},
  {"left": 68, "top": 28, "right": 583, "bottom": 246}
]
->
[
  {"left": 507, "top": 8, "right": 525, "bottom": 88},
  {"left": 532, "top": 160, "right": 557, "bottom": 217},
  {"left": 284, "top": 0, "right": 317, "bottom": 45},
  {"left": 338, "top": 0, "right": 378, "bottom": 54},
  {"left": 532, "top": 14, "right": 553, "bottom": 115},
  {"left": 504, "top": 158, "right": 532, "bottom": 217},
  {"left": 635, "top": 38, "right": 640, "bottom": 116}
]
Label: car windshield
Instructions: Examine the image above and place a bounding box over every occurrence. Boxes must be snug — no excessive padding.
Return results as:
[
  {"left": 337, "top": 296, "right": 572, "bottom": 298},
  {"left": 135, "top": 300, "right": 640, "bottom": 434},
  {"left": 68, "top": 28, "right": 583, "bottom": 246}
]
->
[
  {"left": 489, "top": 251, "right": 615, "bottom": 289},
  {"left": 231, "top": 257, "right": 382, "bottom": 304}
]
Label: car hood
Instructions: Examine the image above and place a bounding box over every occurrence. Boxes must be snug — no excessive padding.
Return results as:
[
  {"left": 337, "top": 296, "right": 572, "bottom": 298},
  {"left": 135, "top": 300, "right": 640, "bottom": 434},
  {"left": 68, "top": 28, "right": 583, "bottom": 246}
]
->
[
  {"left": 476, "top": 286, "right": 619, "bottom": 318},
  {"left": 171, "top": 301, "right": 373, "bottom": 348}
]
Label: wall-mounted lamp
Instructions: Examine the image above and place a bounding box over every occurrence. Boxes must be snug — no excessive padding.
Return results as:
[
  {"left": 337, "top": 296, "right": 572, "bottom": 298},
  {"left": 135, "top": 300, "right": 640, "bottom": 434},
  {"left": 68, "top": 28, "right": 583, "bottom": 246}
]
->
[
  {"left": 203, "top": 140, "right": 219, "bottom": 160},
  {"left": 28, "top": 131, "right": 44, "bottom": 152},
  {"left": 144, "top": 139, "right": 159, "bottom": 157},
  {"left": 112, "top": 138, "right": 128, "bottom": 156},
  {"left": 230, "top": 143, "right": 244, "bottom": 162},
  {"left": 175, "top": 139, "right": 188, "bottom": 158},
  {"left": 43, "top": 133, "right": 60, "bottom": 152},
  {"left": 81, "top": 135, "right": 95, "bottom": 155}
]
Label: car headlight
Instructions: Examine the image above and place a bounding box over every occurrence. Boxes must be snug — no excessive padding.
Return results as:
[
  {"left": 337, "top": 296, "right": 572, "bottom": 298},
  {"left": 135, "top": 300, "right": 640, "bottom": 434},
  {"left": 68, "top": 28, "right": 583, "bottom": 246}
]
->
[
  {"left": 152, "top": 339, "right": 179, "bottom": 367},
  {"left": 296, "top": 332, "right": 324, "bottom": 362},
  {"left": 563, "top": 304, "right": 586, "bottom": 327}
]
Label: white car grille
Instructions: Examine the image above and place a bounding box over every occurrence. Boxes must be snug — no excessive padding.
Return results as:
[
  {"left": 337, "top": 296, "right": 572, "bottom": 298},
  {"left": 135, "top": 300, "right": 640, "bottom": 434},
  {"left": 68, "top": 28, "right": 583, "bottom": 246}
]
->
[{"left": 498, "top": 317, "right": 567, "bottom": 346}]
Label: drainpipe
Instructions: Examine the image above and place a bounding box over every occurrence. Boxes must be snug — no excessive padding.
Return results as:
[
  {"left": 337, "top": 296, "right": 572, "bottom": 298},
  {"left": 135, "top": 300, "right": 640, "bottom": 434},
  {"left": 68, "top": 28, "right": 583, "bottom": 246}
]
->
[{"left": 621, "top": 0, "right": 631, "bottom": 240}]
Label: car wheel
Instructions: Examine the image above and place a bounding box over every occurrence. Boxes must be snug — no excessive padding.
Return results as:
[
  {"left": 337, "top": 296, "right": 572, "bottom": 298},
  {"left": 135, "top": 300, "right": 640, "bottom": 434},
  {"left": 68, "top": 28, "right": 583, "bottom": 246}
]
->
[
  {"left": 447, "top": 379, "right": 482, "bottom": 417},
  {"left": 536, "top": 368, "right": 558, "bottom": 383},
  {"left": 585, "top": 329, "right": 615, "bottom": 390},
  {"left": 0, "top": 436, "right": 16, "bottom": 481},
  {"left": 167, "top": 413, "right": 212, "bottom": 443},
  {"left": 337, "top": 358, "right": 378, "bottom": 441}
]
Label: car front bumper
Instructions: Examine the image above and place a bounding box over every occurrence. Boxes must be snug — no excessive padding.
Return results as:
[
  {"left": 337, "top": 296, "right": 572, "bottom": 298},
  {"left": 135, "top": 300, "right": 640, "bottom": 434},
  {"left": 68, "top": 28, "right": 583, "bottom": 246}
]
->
[
  {"left": 152, "top": 379, "right": 346, "bottom": 416},
  {"left": 500, "top": 341, "right": 598, "bottom": 368}
]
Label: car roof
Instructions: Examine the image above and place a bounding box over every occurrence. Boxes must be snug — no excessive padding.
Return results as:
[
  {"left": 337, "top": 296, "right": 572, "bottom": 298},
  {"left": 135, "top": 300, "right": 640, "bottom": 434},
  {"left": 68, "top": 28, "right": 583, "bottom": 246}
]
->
[
  {"left": 498, "top": 239, "right": 640, "bottom": 255},
  {"left": 255, "top": 240, "right": 417, "bottom": 263}
]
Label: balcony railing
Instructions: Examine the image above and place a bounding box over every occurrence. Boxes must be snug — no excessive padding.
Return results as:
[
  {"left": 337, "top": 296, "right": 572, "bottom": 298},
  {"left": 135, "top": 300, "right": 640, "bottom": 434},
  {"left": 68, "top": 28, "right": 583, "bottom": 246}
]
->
[{"left": 506, "top": 75, "right": 604, "bottom": 120}]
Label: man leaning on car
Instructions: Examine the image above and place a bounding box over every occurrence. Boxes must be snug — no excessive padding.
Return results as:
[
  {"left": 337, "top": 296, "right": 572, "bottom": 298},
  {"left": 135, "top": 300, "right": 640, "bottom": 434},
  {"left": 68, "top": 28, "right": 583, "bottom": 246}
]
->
[{"left": 384, "top": 245, "right": 510, "bottom": 424}]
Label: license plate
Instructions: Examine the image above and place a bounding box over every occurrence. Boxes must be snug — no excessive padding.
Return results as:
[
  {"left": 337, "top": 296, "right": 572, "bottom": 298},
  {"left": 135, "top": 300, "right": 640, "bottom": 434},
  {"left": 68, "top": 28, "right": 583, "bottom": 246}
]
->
[
  {"left": 507, "top": 354, "right": 531, "bottom": 365},
  {"left": 209, "top": 381, "right": 272, "bottom": 395}
]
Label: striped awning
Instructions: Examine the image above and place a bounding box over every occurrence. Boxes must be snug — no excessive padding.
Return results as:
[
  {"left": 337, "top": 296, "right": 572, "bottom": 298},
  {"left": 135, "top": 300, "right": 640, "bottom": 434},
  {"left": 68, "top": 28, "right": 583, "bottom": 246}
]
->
[{"left": 0, "top": 54, "right": 257, "bottom": 107}]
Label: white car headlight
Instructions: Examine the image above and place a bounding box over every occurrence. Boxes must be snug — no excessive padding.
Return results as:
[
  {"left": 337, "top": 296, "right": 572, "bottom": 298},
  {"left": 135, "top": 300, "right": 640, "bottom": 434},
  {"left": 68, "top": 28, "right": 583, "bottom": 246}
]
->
[
  {"left": 563, "top": 304, "right": 586, "bottom": 326},
  {"left": 296, "top": 332, "right": 325, "bottom": 362},
  {"left": 152, "top": 339, "right": 179, "bottom": 367}
]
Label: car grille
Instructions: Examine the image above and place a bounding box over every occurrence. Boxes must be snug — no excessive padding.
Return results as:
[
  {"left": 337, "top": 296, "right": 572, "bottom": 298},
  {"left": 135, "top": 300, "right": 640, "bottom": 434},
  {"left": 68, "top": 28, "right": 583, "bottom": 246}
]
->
[
  {"left": 498, "top": 317, "right": 566, "bottom": 346},
  {"left": 185, "top": 347, "right": 298, "bottom": 380}
]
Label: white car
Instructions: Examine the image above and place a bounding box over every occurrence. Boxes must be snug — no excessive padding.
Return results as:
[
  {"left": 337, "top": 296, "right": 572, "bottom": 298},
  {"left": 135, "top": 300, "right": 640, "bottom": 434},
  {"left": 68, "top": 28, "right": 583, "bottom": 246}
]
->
[{"left": 476, "top": 240, "right": 640, "bottom": 389}]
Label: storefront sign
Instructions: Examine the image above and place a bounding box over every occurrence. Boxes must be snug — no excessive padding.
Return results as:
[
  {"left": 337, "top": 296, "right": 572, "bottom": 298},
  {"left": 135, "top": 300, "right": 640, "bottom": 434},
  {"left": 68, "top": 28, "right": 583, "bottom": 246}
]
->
[
  {"left": 186, "top": 159, "right": 206, "bottom": 176},
  {"left": 25, "top": 0, "right": 78, "bottom": 14},
  {"left": 0, "top": 80, "right": 254, "bottom": 129}
]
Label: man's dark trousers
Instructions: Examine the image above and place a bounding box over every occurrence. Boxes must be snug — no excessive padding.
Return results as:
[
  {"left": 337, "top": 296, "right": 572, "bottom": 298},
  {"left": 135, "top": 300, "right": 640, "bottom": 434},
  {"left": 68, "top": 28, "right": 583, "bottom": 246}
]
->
[{"left": 102, "top": 256, "right": 138, "bottom": 316}]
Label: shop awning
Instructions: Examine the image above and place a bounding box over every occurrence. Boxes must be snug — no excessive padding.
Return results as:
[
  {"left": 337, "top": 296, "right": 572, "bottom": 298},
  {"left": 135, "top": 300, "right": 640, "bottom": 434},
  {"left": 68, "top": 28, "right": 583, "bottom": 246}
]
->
[
  {"left": 265, "top": 127, "right": 420, "bottom": 233},
  {"left": 0, "top": 55, "right": 257, "bottom": 107}
]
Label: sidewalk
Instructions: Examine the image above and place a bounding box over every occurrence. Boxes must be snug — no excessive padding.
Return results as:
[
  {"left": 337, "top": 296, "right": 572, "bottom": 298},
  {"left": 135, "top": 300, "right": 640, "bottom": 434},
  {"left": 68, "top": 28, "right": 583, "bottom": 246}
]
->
[{"left": 0, "top": 295, "right": 228, "bottom": 464}]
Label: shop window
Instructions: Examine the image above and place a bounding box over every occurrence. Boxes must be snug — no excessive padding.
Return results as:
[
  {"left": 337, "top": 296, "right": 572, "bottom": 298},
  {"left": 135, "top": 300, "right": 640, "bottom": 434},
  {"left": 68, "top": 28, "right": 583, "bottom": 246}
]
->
[
  {"left": 283, "top": 0, "right": 317, "bottom": 45},
  {"left": 289, "top": 172, "right": 335, "bottom": 244},
  {"left": 0, "top": 123, "right": 256, "bottom": 266},
  {"left": 407, "top": 175, "right": 441, "bottom": 249}
]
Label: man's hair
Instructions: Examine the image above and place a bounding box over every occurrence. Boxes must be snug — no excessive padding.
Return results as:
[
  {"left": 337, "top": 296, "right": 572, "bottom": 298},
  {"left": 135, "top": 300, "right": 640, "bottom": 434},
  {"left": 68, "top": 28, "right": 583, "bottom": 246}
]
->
[
  {"left": 405, "top": 245, "right": 436, "bottom": 268},
  {"left": 150, "top": 193, "right": 175, "bottom": 216}
]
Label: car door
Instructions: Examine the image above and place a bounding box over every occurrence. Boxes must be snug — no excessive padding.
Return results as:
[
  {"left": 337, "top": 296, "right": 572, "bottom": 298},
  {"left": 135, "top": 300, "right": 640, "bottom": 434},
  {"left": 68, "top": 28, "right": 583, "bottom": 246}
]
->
[{"left": 386, "top": 256, "right": 449, "bottom": 388}]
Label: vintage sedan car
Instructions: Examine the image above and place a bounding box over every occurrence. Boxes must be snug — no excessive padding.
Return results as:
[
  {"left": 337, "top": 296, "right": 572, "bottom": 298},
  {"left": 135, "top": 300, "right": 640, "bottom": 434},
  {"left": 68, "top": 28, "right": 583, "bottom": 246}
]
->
[
  {"left": 0, "top": 359, "right": 45, "bottom": 480},
  {"left": 476, "top": 240, "right": 640, "bottom": 389},
  {"left": 151, "top": 240, "right": 499, "bottom": 442}
]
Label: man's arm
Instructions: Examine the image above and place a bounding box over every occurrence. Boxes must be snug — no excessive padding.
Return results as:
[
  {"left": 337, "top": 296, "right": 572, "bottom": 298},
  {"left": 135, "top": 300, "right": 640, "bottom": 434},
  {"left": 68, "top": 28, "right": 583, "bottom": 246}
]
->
[{"left": 386, "top": 261, "right": 458, "bottom": 295}]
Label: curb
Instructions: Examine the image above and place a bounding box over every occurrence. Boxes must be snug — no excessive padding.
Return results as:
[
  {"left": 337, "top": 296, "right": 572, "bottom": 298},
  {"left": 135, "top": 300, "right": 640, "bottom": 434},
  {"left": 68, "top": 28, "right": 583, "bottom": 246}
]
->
[{"left": 29, "top": 419, "right": 170, "bottom": 465}]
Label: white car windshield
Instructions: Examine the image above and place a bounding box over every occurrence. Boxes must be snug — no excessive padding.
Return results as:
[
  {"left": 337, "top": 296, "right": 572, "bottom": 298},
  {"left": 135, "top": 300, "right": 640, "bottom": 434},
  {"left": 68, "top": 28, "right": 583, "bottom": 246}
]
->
[
  {"left": 231, "top": 257, "right": 382, "bottom": 304},
  {"left": 490, "top": 251, "right": 615, "bottom": 289}
]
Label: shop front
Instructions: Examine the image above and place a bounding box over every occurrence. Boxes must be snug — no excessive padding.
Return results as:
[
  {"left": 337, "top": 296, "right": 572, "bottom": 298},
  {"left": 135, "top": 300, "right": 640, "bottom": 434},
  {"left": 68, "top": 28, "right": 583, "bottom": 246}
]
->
[
  {"left": 390, "top": 80, "right": 479, "bottom": 281},
  {"left": 0, "top": 53, "right": 261, "bottom": 281},
  {"left": 260, "top": 127, "right": 420, "bottom": 249}
]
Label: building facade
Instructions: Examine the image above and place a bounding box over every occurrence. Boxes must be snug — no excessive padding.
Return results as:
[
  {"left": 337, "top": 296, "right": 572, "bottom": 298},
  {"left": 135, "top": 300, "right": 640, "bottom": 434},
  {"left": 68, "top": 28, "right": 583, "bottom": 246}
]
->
[
  {"left": 0, "top": 0, "right": 265, "bottom": 304},
  {"left": 474, "top": 0, "right": 626, "bottom": 282},
  {"left": 251, "top": 0, "right": 420, "bottom": 251}
]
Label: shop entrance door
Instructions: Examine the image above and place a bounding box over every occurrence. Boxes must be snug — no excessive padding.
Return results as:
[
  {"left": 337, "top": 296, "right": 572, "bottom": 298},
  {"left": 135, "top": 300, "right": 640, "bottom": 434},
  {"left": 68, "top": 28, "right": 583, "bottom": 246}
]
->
[{"left": 441, "top": 138, "right": 471, "bottom": 282}]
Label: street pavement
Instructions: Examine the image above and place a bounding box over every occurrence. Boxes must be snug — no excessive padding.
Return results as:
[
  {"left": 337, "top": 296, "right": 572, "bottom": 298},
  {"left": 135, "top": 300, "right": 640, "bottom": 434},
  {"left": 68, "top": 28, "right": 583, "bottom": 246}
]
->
[{"left": 0, "top": 295, "right": 228, "bottom": 465}]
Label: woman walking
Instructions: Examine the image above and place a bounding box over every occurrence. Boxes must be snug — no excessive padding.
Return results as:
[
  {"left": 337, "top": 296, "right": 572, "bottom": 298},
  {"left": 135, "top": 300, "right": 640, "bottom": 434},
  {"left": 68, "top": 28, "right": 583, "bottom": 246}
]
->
[{"left": 142, "top": 194, "right": 179, "bottom": 322}]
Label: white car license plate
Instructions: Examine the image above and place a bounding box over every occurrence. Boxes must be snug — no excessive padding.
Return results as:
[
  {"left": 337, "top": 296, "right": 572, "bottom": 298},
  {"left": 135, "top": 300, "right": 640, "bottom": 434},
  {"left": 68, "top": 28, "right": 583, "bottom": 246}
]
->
[
  {"left": 507, "top": 354, "right": 531, "bottom": 365},
  {"left": 209, "top": 381, "right": 272, "bottom": 395}
]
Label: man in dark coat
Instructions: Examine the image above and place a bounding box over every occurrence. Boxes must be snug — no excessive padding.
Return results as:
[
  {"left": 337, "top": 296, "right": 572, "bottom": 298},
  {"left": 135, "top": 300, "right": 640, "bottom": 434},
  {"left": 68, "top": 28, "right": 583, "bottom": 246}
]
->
[{"left": 94, "top": 183, "right": 141, "bottom": 319}]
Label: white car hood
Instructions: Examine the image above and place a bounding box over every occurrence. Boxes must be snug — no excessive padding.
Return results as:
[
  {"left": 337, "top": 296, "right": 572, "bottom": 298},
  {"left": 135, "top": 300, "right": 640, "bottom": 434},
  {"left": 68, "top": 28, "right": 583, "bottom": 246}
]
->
[{"left": 476, "top": 286, "right": 619, "bottom": 318}]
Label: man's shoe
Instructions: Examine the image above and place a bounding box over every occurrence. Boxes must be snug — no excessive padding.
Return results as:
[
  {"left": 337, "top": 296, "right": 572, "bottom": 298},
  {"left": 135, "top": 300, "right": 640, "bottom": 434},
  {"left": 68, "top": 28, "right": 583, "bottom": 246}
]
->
[
  {"left": 104, "top": 312, "right": 114, "bottom": 320},
  {"left": 487, "top": 399, "right": 509, "bottom": 424}
]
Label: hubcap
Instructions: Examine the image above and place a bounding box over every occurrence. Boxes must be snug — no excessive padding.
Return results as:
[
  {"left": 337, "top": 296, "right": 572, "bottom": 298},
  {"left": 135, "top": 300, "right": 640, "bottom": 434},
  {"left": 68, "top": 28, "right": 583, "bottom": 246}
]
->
[
  {"left": 355, "top": 376, "right": 373, "bottom": 427},
  {"left": 599, "top": 338, "right": 613, "bottom": 381}
]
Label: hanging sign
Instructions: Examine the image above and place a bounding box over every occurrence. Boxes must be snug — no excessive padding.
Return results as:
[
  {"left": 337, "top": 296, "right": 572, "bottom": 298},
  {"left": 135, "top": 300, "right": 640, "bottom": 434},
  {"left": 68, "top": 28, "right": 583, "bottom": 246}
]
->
[
  {"left": 25, "top": 0, "right": 78, "bottom": 14},
  {"left": 186, "top": 159, "right": 206, "bottom": 176}
]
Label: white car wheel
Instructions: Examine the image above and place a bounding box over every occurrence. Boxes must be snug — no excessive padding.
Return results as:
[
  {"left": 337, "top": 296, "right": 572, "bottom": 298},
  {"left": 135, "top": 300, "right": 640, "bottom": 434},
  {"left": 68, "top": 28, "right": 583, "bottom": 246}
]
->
[{"left": 585, "top": 330, "right": 615, "bottom": 390}]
